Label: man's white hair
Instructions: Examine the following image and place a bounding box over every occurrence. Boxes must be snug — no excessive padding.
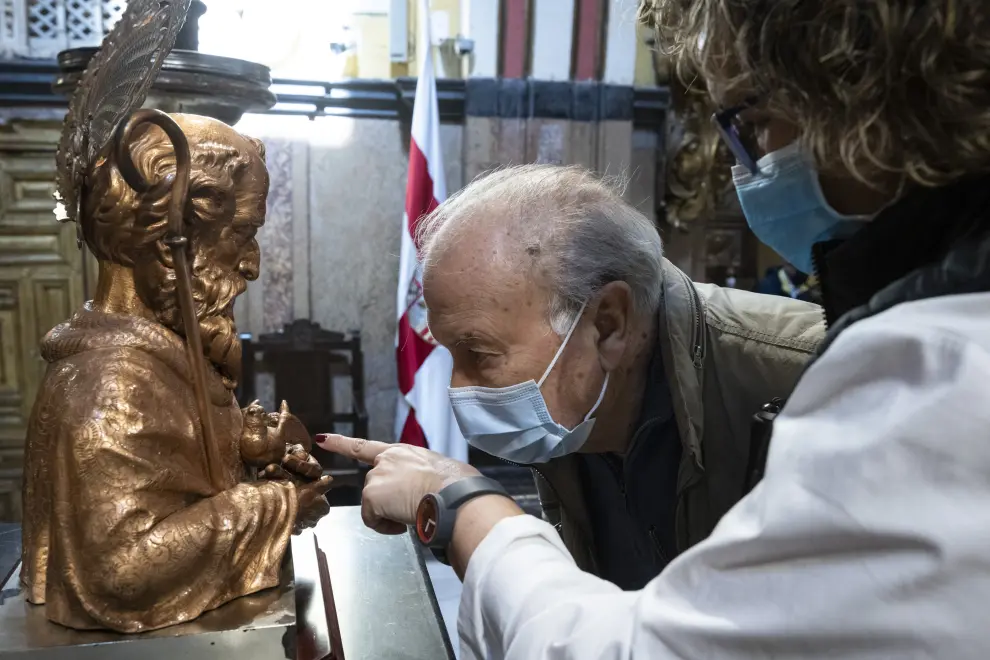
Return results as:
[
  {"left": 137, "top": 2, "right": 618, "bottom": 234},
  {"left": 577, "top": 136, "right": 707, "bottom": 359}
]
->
[{"left": 416, "top": 164, "right": 664, "bottom": 335}]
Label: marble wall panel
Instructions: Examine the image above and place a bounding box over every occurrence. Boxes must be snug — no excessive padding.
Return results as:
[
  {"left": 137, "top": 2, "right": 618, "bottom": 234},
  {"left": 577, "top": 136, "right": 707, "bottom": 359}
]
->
[
  {"left": 234, "top": 127, "right": 308, "bottom": 410},
  {"left": 260, "top": 138, "right": 295, "bottom": 333},
  {"left": 308, "top": 118, "right": 463, "bottom": 442},
  {"left": 234, "top": 117, "right": 310, "bottom": 341},
  {"left": 628, "top": 129, "right": 658, "bottom": 226},
  {"left": 463, "top": 116, "right": 499, "bottom": 184},
  {"left": 597, "top": 120, "right": 635, "bottom": 183}
]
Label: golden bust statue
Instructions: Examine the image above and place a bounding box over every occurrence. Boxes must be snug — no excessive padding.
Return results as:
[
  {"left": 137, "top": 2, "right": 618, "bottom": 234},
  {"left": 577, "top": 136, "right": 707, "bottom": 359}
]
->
[{"left": 20, "top": 113, "right": 331, "bottom": 633}]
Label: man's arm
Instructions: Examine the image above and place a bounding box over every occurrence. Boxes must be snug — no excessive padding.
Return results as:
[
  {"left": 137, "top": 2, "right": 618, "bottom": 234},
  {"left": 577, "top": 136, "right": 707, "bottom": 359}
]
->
[
  {"left": 448, "top": 494, "right": 525, "bottom": 579},
  {"left": 457, "top": 306, "right": 990, "bottom": 658}
]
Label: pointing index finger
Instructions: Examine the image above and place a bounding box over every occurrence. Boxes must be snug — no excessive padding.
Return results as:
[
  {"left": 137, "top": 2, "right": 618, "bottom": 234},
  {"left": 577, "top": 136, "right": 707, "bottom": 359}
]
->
[{"left": 316, "top": 433, "right": 391, "bottom": 465}]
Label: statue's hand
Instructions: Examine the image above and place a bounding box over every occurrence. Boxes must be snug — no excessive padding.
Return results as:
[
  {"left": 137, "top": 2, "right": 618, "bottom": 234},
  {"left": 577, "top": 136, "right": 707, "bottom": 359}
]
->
[
  {"left": 260, "top": 456, "right": 332, "bottom": 531},
  {"left": 259, "top": 463, "right": 291, "bottom": 480},
  {"left": 241, "top": 399, "right": 285, "bottom": 467},
  {"left": 295, "top": 475, "right": 333, "bottom": 531},
  {"left": 260, "top": 469, "right": 332, "bottom": 530},
  {"left": 283, "top": 444, "right": 324, "bottom": 480},
  {"left": 259, "top": 445, "right": 324, "bottom": 482}
]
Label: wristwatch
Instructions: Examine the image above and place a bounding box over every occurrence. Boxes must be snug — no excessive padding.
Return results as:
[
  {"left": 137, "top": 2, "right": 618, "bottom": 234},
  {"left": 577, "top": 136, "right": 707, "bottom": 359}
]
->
[{"left": 415, "top": 476, "right": 511, "bottom": 565}]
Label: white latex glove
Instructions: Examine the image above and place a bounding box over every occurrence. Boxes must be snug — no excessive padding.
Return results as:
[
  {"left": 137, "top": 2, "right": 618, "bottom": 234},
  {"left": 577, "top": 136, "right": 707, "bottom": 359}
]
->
[{"left": 315, "top": 434, "right": 481, "bottom": 534}]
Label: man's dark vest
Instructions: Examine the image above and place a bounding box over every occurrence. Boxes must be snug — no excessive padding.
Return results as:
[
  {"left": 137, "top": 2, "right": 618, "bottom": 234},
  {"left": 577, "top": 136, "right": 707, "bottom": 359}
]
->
[{"left": 744, "top": 175, "right": 990, "bottom": 494}]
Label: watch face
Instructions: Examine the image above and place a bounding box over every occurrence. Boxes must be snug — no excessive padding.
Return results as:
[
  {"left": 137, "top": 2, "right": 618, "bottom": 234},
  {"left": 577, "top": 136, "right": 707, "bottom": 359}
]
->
[{"left": 416, "top": 494, "right": 441, "bottom": 545}]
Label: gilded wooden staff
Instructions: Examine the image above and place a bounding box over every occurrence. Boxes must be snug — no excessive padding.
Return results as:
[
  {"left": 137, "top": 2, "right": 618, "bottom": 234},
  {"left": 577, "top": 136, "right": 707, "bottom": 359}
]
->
[{"left": 112, "top": 108, "right": 225, "bottom": 494}]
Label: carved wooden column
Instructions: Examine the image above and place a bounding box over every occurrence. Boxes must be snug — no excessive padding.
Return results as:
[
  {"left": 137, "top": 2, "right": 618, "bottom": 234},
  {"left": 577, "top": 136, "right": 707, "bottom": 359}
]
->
[
  {"left": 652, "top": 46, "right": 757, "bottom": 285},
  {"left": 0, "top": 116, "right": 83, "bottom": 521}
]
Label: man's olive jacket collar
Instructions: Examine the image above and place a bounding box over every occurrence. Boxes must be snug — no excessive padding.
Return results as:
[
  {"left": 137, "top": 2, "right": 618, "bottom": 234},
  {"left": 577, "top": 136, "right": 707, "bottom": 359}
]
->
[{"left": 532, "top": 258, "right": 824, "bottom": 574}]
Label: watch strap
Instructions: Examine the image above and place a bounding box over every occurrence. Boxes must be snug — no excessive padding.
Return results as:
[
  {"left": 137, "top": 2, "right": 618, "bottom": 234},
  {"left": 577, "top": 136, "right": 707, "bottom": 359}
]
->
[
  {"left": 421, "top": 476, "right": 511, "bottom": 565},
  {"left": 437, "top": 475, "right": 510, "bottom": 509},
  {"left": 430, "top": 546, "right": 449, "bottom": 565}
]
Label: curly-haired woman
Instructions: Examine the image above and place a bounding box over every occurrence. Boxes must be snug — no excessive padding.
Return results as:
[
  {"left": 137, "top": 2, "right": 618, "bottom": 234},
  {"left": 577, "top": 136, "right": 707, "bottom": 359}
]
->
[{"left": 317, "top": 2, "right": 990, "bottom": 657}]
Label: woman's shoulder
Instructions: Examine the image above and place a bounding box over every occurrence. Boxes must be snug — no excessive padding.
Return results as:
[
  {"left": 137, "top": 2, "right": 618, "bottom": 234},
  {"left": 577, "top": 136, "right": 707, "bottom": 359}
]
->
[
  {"left": 861, "top": 290, "right": 990, "bottom": 346},
  {"left": 670, "top": 292, "right": 990, "bottom": 658},
  {"left": 798, "top": 290, "right": 989, "bottom": 396},
  {"left": 823, "top": 290, "right": 990, "bottom": 387},
  {"left": 774, "top": 291, "right": 990, "bottom": 470}
]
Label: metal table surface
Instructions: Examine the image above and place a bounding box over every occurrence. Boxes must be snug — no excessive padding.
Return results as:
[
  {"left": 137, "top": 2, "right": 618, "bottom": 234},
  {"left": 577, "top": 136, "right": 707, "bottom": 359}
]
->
[
  {"left": 0, "top": 523, "right": 20, "bottom": 588},
  {"left": 0, "top": 507, "right": 454, "bottom": 660}
]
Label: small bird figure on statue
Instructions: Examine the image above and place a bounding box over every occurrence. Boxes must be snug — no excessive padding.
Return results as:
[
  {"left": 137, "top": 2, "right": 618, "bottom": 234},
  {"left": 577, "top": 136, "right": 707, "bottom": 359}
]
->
[
  {"left": 240, "top": 400, "right": 323, "bottom": 481},
  {"left": 240, "top": 400, "right": 283, "bottom": 467}
]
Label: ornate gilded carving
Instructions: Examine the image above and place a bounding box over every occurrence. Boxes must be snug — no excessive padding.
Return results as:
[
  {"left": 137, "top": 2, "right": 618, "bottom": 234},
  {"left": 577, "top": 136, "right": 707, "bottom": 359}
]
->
[
  {"left": 21, "top": 111, "right": 331, "bottom": 634},
  {"left": 664, "top": 81, "right": 734, "bottom": 231},
  {"left": 646, "top": 40, "right": 734, "bottom": 232},
  {"left": 19, "top": 0, "right": 330, "bottom": 634}
]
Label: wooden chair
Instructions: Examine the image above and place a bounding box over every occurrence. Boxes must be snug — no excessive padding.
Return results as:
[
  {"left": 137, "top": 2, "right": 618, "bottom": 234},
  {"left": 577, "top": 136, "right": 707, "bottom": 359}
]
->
[{"left": 238, "top": 320, "right": 369, "bottom": 505}]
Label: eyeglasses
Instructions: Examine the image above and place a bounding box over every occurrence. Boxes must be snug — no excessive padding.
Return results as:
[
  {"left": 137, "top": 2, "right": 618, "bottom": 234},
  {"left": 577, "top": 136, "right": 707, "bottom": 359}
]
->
[{"left": 711, "top": 98, "right": 760, "bottom": 175}]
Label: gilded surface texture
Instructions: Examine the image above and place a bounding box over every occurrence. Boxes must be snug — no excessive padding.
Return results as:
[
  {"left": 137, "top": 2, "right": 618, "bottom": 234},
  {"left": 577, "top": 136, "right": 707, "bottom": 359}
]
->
[
  {"left": 665, "top": 83, "right": 734, "bottom": 231},
  {"left": 21, "top": 307, "right": 297, "bottom": 632},
  {"left": 20, "top": 114, "right": 330, "bottom": 633}
]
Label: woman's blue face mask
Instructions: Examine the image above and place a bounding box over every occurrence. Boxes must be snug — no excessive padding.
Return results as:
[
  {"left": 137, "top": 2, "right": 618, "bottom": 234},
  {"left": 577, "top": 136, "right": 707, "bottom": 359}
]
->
[{"left": 732, "top": 143, "right": 872, "bottom": 274}]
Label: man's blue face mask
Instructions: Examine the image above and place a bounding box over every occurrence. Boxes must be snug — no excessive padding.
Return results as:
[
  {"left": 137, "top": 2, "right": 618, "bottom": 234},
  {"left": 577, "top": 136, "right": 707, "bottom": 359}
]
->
[
  {"left": 447, "top": 302, "right": 609, "bottom": 465},
  {"left": 732, "top": 143, "right": 872, "bottom": 274}
]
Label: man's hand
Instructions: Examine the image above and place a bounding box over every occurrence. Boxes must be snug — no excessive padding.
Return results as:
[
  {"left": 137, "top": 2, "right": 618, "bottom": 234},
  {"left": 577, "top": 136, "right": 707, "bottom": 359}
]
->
[{"left": 316, "top": 434, "right": 481, "bottom": 535}]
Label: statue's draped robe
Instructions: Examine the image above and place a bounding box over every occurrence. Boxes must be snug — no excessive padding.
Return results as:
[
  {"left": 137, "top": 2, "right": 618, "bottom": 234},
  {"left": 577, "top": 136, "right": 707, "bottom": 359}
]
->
[{"left": 20, "top": 306, "right": 297, "bottom": 632}]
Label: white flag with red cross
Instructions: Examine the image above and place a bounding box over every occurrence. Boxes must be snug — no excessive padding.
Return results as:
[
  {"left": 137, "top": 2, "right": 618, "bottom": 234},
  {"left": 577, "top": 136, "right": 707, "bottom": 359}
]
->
[{"left": 394, "top": 3, "right": 467, "bottom": 461}]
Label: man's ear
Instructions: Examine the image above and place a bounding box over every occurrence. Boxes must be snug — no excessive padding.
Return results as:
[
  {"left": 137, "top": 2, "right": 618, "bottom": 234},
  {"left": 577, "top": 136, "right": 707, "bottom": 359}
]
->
[{"left": 592, "top": 281, "right": 633, "bottom": 371}]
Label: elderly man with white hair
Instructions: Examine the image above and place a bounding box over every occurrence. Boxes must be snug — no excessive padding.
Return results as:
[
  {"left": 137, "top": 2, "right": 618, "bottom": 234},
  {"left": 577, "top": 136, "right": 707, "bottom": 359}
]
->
[
  {"left": 319, "top": 0, "right": 990, "bottom": 649},
  {"left": 321, "top": 163, "right": 823, "bottom": 588}
]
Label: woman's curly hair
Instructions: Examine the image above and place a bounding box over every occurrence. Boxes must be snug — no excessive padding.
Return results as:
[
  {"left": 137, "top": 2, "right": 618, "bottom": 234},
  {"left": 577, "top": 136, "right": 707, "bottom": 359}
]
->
[{"left": 639, "top": 0, "right": 990, "bottom": 193}]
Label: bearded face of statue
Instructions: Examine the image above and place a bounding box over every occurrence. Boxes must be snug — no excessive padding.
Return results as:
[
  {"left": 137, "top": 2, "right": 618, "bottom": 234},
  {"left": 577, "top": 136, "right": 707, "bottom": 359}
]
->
[
  {"left": 131, "top": 127, "right": 267, "bottom": 390},
  {"left": 135, "top": 237, "right": 257, "bottom": 391},
  {"left": 83, "top": 114, "right": 268, "bottom": 390}
]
